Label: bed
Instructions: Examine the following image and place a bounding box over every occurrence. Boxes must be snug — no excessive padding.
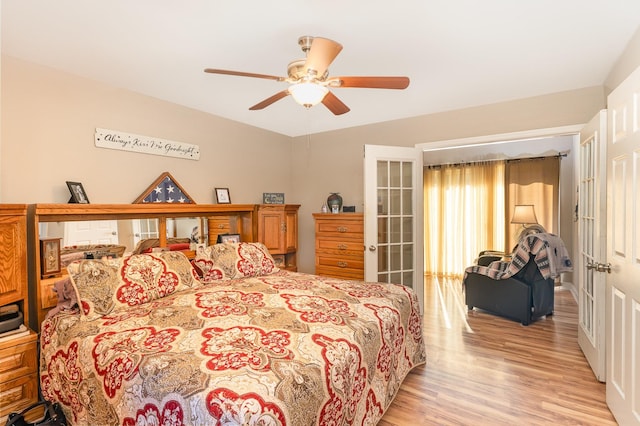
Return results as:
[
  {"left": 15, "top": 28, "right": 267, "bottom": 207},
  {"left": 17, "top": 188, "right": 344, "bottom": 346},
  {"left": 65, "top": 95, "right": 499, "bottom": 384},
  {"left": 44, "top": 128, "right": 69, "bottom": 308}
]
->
[{"left": 39, "top": 242, "right": 425, "bottom": 425}]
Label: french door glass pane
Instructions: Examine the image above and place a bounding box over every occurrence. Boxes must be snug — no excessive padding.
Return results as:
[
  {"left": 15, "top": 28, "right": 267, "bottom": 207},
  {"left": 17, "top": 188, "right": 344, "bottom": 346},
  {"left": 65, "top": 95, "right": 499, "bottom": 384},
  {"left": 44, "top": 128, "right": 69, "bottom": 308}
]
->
[
  {"left": 376, "top": 159, "right": 415, "bottom": 288},
  {"left": 579, "top": 138, "right": 595, "bottom": 340}
]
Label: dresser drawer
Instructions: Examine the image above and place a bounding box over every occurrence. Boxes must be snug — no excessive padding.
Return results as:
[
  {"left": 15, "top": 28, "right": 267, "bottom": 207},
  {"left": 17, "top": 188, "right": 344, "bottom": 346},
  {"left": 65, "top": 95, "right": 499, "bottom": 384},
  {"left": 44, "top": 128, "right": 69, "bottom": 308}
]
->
[
  {"left": 316, "top": 253, "right": 364, "bottom": 270},
  {"left": 316, "top": 237, "right": 364, "bottom": 254},
  {"left": 315, "top": 219, "right": 364, "bottom": 238},
  {"left": 316, "top": 265, "right": 364, "bottom": 280}
]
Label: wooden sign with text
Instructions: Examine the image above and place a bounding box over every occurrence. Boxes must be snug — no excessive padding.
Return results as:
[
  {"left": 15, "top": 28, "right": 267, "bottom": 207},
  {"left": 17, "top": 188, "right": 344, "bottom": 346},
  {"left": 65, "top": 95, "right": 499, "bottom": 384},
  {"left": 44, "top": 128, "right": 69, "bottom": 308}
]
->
[{"left": 95, "top": 128, "right": 200, "bottom": 160}]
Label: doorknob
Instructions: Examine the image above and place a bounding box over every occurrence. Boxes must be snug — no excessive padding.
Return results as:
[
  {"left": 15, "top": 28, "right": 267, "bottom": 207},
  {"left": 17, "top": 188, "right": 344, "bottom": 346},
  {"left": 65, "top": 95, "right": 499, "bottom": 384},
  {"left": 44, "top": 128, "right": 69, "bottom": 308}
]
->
[
  {"left": 587, "top": 262, "right": 612, "bottom": 273},
  {"left": 369, "top": 245, "right": 376, "bottom": 252}
]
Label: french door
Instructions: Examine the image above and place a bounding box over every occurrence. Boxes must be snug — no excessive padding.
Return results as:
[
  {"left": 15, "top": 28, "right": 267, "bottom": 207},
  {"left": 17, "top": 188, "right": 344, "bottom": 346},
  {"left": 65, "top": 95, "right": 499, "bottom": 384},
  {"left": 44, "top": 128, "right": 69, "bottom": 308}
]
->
[
  {"left": 363, "top": 145, "right": 423, "bottom": 311},
  {"left": 577, "top": 110, "right": 607, "bottom": 382}
]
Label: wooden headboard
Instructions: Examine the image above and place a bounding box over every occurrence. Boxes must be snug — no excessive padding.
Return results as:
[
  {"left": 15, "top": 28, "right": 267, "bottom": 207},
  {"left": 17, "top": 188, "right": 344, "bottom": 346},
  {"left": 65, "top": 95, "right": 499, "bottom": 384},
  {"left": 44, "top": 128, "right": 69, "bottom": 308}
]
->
[{"left": 28, "top": 203, "right": 259, "bottom": 331}]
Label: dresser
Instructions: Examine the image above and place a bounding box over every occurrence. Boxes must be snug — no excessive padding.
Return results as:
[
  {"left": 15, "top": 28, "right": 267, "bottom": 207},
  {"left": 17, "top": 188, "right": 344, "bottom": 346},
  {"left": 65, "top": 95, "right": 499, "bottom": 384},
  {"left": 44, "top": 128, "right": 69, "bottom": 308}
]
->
[
  {"left": 0, "top": 205, "right": 38, "bottom": 424},
  {"left": 313, "top": 213, "right": 364, "bottom": 279}
]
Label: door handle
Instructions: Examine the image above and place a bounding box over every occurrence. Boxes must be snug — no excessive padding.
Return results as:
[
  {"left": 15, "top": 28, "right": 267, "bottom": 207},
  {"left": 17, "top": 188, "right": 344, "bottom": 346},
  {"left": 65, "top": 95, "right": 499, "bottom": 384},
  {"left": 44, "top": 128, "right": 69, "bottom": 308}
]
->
[
  {"left": 369, "top": 245, "right": 376, "bottom": 252},
  {"left": 587, "top": 262, "right": 612, "bottom": 273}
]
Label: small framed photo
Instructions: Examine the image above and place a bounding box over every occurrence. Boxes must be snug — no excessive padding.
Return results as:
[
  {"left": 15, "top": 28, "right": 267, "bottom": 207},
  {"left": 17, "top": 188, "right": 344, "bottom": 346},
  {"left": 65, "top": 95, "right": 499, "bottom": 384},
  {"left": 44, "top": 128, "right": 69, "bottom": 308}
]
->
[
  {"left": 217, "top": 233, "right": 240, "bottom": 244},
  {"left": 66, "top": 181, "right": 90, "bottom": 204},
  {"left": 215, "top": 188, "right": 231, "bottom": 204},
  {"left": 40, "top": 238, "right": 62, "bottom": 278}
]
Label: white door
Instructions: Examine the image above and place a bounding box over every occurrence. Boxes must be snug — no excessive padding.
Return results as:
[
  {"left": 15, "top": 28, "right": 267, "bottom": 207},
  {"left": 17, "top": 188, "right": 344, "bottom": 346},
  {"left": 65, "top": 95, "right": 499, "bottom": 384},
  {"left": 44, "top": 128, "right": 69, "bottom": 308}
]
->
[
  {"left": 364, "top": 145, "right": 424, "bottom": 311},
  {"left": 132, "top": 219, "right": 160, "bottom": 246},
  {"left": 578, "top": 110, "right": 607, "bottom": 382},
  {"left": 606, "top": 64, "right": 640, "bottom": 424},
  {"left": 63, "top": 220, "right": 119, "bottom": 246}
]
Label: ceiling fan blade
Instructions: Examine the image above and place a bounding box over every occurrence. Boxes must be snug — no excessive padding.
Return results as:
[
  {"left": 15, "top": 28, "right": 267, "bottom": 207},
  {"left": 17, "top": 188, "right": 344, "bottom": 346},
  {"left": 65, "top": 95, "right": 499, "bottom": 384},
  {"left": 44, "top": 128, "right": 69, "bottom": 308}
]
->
[
  {"left": 321, "top": 91, "right": 350, "bottom": 115},
  {"left": 304, "top": 37, "right": 343, "bottom": 78},
  {"left": 204, "top": 68, "right": 285, "bottom": 81},
  {"left": 249, "top": 90, "right": 290, "bottom": 110},
  {"left": 331, "top": 76, "right": 410, "bottom": 89}
]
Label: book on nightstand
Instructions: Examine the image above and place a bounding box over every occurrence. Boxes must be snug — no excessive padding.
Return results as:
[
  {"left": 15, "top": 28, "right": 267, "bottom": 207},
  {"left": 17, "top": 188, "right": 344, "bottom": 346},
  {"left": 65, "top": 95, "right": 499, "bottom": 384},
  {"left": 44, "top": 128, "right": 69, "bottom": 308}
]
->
[{"left": 0, "top": 324, "right": 30, "bottom": 343}]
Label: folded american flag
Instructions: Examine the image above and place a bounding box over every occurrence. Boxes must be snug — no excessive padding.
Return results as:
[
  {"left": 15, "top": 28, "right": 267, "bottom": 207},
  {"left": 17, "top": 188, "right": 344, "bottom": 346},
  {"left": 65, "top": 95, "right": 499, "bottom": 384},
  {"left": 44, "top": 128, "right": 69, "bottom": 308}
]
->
[{"left": 141, "top": 175, "right": 192, "bottom": 203}]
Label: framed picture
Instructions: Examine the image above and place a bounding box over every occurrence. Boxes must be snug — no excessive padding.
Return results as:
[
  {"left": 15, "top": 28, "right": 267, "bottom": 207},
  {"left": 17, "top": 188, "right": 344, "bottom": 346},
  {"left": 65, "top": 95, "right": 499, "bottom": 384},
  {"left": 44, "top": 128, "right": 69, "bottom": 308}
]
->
[
  {"left": 66, "top": 181, "right": 90, "bottom": 204},
  {"left": 40, "top": 238, "right": 62, "bottom": 277},
  {"left": 215, "top": 187, "right": 231, "bottom": 204},
  {"left": 217, "top": 233, "right": 240, "bottom": 244}
]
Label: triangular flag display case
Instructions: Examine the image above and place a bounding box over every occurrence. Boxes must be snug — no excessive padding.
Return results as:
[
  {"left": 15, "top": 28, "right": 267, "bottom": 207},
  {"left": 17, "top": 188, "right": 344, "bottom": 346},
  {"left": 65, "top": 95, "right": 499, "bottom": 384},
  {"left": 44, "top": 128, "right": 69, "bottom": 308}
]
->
[{"left": 133, "top": 171, "right": 195, "bottom": 204}]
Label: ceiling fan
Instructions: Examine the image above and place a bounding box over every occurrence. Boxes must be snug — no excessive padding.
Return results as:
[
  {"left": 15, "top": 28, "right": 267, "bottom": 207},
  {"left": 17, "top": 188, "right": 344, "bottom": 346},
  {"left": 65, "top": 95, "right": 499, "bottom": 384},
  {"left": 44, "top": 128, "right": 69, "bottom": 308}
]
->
[{"left": 204, "top": 36, "right": 410, "bottom": 115}]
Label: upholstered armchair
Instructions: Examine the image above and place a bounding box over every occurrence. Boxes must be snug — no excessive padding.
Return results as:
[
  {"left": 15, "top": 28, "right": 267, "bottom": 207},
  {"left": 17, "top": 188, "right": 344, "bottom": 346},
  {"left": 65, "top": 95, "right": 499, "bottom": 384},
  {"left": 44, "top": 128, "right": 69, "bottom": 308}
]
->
[
  {"left": 463, "top": 233, "right": 572, "bottom": 325},
  {"left": 475, "top": 250, "right": 506, "bottom": 266}
]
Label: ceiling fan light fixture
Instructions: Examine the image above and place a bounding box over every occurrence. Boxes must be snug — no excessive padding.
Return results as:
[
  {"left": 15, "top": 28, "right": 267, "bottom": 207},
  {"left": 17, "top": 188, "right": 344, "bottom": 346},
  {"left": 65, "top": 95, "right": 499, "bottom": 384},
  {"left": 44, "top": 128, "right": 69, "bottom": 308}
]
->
[{"left": 288, "top": 82, "right": 328, "bottom": 108}]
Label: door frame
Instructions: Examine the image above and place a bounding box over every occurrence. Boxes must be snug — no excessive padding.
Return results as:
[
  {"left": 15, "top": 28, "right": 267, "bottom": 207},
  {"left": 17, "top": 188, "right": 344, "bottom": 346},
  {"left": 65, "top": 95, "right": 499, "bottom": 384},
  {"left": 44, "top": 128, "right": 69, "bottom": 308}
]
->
[{"left": 417, "top": 124, "right": 581, "bottom": 282}]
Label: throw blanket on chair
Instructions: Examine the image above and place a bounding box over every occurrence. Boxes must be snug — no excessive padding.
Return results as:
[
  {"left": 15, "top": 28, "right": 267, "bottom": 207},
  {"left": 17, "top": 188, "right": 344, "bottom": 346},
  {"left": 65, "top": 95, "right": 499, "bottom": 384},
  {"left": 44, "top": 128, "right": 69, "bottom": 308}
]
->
[{"left": 464, "top": 233, "right": 572, "bottom": 281}]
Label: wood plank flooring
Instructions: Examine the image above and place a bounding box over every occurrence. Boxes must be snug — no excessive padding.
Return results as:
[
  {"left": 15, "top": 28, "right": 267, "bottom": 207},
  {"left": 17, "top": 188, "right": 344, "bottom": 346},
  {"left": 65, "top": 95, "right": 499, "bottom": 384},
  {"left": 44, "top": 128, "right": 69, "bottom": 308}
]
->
[{"left": 379, "top": 275, "right": 617, "bottom": 425}]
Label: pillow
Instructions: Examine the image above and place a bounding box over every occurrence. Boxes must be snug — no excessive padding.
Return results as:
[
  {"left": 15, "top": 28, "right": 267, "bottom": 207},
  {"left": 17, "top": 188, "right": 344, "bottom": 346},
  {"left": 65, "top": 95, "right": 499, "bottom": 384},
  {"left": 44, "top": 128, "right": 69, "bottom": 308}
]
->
[
  {"left": 132, "top": 237, "right": 191, "bottom": 254},
  {"left": 193, "top": 242, "right": 279, "bottom": 282},
  {"left": 191, "top": 258, "right": 224, "bottom": 282},
  {"left": 168, "top": 243, "right": 191, "bottom": 251},
  {"left": 67, "top": 251, "right": 201, "bottom": 321}
]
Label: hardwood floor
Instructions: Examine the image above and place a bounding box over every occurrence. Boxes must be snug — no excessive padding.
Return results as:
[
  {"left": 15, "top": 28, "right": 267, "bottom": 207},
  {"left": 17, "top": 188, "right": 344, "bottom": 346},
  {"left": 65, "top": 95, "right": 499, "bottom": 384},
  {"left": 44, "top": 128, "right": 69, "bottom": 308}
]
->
[{"left": 379, "top": 275, "right": 616, "bottom": 426}]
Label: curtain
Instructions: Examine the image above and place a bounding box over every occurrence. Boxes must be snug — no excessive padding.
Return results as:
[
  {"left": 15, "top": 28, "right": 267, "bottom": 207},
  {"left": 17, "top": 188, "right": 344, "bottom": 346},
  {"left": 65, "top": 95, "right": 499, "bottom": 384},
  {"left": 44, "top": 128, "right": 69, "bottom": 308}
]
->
[
  {"left": 505, "top": 156, "right": 560, "bottom": 250},
  {"left": 424, "top": 161, "right": 505, "bottom": 276}
]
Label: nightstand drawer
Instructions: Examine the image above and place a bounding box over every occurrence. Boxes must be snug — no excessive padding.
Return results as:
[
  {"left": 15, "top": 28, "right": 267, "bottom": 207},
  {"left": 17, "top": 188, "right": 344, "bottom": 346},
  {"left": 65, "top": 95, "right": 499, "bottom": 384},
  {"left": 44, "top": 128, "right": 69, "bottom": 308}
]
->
[
  {"left": 40, "top": 276, "right": 62, "bottom": 310},
  {"left": 0, "top": 372, "right": 38, "bottom": 422},
  {"left": 207, "top": 216, "right": 232, "bottom": 245},
  {"left": 0, "top": 334, "right": 38, "bottom": 383}
]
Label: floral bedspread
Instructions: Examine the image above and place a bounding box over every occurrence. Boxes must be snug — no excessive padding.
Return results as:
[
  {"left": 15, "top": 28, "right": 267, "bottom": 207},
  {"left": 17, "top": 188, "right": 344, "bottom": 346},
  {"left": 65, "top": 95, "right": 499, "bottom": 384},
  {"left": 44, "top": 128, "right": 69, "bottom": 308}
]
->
[{"left": 40, "top": 270, "right": 426, "bottom": 426}]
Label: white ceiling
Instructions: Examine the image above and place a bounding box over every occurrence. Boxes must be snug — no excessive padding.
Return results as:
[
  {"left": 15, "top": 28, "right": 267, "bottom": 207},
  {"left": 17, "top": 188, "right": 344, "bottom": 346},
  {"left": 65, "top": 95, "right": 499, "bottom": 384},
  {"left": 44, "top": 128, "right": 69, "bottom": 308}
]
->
[{"left": 3, "top": 1, "right": 640, "bottom": 137}]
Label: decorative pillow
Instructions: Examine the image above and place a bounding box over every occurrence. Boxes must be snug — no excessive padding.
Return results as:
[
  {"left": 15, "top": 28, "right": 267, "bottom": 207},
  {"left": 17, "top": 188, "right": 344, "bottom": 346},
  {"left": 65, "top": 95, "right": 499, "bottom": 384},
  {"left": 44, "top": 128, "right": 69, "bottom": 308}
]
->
[
  {"left": 193, "top": 242, "right": 279, "bottom": 282},
  {"left": 67, "top": 251, "right": 201, "bottom": 321}
]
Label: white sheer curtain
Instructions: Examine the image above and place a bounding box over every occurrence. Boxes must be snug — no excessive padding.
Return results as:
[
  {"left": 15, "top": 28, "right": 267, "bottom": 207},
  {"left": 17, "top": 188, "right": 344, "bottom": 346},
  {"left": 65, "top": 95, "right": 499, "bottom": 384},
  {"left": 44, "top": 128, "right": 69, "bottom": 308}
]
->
[{"left": 424, "top": 161, "right": 506, "bottom": 276}]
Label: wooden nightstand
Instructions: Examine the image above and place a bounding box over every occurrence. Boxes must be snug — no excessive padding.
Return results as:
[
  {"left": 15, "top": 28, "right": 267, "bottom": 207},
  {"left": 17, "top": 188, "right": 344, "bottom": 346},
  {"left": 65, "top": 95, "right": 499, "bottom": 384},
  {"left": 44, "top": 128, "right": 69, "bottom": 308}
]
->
[
  {"left": 0, "top": 332, "right": 39, "bottom": 423},
  {"left": 0, "top": 205, "right": 38, "bottom": 423}
]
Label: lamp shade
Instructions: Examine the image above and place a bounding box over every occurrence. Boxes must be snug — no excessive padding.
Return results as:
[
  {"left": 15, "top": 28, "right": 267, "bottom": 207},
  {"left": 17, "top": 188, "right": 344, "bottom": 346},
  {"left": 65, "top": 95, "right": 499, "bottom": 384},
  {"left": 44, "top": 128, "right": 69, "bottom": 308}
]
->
[
  {"left": 511, "top": 204, "right": 538, "bottom": 225},
  {"left": 288, "top": 82, "right": 328, "bottom": 107}
]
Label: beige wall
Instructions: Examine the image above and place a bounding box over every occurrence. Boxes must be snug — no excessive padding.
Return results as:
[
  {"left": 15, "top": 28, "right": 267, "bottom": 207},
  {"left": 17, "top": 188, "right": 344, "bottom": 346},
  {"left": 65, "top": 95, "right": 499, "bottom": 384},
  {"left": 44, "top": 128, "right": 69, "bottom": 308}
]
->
[
  {"left": 605, "top": 25, "right": 640, "bottom": 94},
  {"left": 3, "top": 23, "right": 640, "bottom": 275},
  {"left": 1, "top": 56, "right": 292, "bottom": 205},
  {"left": 290, "top": 87, "right": 605, "bottom": 272}
]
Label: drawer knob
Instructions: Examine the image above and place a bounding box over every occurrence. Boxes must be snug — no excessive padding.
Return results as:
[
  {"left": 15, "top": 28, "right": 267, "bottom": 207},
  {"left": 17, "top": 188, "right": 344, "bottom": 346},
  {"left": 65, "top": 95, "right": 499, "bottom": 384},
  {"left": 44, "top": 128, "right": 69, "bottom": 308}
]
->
[
  {"left": 337, "top": 261, "right": 348, "bottom": 268},
  {"left": 337, "top": 226, "right": 348, "bottom": 233},
  {"left": 337, "top": 244, "right": 348, "bottom": 250}
]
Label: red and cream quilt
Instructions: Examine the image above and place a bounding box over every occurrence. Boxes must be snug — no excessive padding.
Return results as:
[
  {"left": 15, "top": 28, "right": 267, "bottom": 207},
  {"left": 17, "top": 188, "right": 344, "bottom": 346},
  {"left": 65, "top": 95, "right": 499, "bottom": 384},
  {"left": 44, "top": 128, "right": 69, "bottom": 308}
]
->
[{"left": 40, "top": 247, "right": 426, "bottom": 426}]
